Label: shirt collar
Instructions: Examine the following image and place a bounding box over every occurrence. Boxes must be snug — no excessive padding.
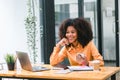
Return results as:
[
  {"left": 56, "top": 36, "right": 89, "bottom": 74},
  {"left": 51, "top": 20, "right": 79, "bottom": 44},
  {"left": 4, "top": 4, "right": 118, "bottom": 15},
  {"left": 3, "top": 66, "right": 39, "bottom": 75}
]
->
[{"left": 67, "top": 43, "right": 83, "bottom": 51}]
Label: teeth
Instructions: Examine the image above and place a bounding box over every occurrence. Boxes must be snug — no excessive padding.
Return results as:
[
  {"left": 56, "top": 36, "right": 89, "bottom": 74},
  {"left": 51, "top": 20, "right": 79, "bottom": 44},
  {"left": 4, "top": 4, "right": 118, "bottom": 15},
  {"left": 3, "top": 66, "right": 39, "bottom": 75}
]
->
[{"left": 68, "top": 38, "right": 72, "bottom": 39}]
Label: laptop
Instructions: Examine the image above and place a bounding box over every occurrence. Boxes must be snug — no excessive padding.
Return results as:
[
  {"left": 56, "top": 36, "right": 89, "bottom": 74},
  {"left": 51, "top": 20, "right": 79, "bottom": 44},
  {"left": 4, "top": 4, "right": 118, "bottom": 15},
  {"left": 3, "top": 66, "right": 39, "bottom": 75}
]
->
[{"left": 16, "top": 51, "right": 50, "bottom": 72}]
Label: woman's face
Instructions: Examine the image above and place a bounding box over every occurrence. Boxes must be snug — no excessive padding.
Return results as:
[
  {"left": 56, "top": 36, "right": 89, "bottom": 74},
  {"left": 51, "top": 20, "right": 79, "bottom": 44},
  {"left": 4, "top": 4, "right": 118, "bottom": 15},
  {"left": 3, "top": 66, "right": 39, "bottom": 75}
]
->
[{"left": 65, "top": 26, "right": 78, "bottom": 44}]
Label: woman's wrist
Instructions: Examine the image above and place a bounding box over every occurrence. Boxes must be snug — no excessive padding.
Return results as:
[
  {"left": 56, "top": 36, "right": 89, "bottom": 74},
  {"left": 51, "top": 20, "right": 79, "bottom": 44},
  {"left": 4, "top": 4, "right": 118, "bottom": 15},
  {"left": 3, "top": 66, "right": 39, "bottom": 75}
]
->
[{"left": 81, "top": 60, "right": 88, "bottom": 66}]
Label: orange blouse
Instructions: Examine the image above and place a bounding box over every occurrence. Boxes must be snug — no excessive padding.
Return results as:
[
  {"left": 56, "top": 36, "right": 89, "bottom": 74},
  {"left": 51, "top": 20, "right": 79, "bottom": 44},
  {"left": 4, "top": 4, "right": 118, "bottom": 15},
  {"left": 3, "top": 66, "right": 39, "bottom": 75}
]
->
[{"left": 50, "top": 41, "right": 104, "bottom": 66}]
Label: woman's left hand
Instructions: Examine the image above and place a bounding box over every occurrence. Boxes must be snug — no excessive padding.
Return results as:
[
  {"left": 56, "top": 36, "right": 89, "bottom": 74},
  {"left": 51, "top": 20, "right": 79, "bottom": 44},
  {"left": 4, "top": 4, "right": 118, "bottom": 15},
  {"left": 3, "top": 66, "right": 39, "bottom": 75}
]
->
[{"left": 76, "top": 53, "right": 88, "bottom": 66}]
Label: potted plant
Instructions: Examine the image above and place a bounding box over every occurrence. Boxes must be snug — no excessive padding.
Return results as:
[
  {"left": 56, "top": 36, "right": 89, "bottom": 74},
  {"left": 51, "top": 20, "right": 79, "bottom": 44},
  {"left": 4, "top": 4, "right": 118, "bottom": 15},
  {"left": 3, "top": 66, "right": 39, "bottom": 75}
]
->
[{"left": 4, "top": 53, "right": 16, "bottom": 70}]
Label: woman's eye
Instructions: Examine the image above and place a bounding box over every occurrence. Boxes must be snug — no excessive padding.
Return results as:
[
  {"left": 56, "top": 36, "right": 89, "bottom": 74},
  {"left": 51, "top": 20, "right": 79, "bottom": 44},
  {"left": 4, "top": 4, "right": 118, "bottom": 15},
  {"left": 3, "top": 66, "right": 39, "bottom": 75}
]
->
[
  {"left": 66, "top": 31, "right": 75, "bottom": 34},
  {"left": 66, "top": 32, "right": 69, "bottom": 33}
]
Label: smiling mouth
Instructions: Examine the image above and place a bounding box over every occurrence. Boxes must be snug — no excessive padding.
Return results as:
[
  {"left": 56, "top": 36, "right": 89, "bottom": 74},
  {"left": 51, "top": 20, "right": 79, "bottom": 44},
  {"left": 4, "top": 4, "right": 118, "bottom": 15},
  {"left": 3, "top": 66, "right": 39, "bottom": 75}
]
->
[{"left": 68, "top": 39, "right": 74, "bottom": 41}]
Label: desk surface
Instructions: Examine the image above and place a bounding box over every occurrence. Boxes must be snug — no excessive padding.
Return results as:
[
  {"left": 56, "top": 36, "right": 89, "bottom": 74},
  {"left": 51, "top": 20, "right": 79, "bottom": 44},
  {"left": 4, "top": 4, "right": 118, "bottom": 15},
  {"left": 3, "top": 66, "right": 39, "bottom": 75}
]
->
[{"left": 0, "top": 65, "right": 120, "bottom": 80}]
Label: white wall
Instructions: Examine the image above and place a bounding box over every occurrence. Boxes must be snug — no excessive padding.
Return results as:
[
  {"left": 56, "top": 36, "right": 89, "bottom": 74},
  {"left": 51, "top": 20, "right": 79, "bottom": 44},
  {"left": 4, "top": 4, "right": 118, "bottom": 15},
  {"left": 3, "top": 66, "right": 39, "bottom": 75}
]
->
[{"left": 0, "top": 0, "right": 28, "bottom": 62}]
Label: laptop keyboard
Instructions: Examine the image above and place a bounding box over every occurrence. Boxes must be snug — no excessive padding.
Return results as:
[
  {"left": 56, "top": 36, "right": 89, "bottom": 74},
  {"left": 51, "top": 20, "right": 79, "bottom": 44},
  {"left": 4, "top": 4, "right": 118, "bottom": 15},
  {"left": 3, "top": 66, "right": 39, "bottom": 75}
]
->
[{"left": 32, "top": 66, "right": 50, "bottom": 71}]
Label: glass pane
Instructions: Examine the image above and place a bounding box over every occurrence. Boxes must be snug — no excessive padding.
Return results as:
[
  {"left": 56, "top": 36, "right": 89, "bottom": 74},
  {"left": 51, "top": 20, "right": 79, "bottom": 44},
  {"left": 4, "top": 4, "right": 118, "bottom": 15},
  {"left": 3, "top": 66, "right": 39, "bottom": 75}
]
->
[
  {"left": 101, "top": 0, "right": 116, "bottom": 66},
  {"left": 119, "top": 0, "right": 120, "bottom": 66},
  {"left": 54, "top": 0, "right": 78, "bottom": 42},
  {"left": 84, "top": 0, "right": 98, "bottom": 47}
]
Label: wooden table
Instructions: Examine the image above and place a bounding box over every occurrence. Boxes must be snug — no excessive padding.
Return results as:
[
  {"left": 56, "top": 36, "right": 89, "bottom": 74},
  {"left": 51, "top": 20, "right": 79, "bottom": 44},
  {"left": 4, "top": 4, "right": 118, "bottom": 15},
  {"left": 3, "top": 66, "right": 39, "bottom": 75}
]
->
[{"left": 0, "top": 65, "right": 120, "bottom": 80}]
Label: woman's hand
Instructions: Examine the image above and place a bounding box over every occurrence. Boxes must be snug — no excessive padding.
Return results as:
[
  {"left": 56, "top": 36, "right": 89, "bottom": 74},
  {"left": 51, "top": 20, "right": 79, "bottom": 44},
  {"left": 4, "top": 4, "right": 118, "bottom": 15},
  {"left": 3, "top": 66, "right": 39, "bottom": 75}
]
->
[
  {"left": 56, "top": 38, "right": 69, "bottom": 47},
  {"left": 76, "top": 53, "right": 88, "bottom": 66}
]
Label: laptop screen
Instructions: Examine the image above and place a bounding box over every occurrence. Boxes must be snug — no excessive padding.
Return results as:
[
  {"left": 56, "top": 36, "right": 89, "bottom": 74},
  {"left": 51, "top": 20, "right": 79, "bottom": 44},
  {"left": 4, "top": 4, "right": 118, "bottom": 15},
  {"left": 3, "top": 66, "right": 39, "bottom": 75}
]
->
[{"left": 16, "top": 51, "right": 32, "bottom": 71}]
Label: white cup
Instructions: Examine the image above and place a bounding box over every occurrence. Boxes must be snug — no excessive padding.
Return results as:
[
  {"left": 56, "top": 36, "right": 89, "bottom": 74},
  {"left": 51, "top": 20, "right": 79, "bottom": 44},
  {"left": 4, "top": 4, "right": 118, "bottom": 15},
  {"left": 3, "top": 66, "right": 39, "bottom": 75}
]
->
[{"left": 89, "top": 60, "right": 100, "bottom": 71}]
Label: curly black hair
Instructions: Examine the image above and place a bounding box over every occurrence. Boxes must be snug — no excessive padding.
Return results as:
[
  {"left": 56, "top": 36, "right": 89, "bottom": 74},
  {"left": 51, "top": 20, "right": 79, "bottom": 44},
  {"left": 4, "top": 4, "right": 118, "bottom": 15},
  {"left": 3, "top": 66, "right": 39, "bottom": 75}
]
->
[{"left": 59, "top": 17, "right": 93, "bottom": 48}]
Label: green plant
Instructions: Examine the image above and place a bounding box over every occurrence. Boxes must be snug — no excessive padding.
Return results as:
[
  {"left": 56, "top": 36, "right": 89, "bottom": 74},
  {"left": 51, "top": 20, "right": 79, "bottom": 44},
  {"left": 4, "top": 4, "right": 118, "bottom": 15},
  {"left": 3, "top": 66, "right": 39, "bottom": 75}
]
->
[
  {"left": 4, "top": 54, "right": 15, "bottom": 64},
  {"left": 24, "top": 0, "right": 38, "bottom": 63}
]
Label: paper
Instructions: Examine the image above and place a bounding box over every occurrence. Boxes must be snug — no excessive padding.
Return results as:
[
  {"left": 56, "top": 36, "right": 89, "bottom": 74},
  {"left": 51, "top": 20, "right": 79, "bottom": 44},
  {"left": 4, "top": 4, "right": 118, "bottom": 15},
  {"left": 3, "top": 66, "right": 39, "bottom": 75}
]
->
[
  {"left": 67, "top": 66, "right": 93, "bottom": 71},
  {"left": 55, "top": 69, "right": 71, "bottom": 74},
  {"left": 52, "top": 66, "right": 64, "bottom": 70}
]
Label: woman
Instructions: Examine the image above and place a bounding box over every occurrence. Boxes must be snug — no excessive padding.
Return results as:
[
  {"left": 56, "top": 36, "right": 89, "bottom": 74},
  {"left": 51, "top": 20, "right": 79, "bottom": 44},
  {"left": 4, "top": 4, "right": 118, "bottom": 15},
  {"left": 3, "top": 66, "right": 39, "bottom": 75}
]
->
[{"left": 50, "top": 17, "right": 104, "bottom": 66}]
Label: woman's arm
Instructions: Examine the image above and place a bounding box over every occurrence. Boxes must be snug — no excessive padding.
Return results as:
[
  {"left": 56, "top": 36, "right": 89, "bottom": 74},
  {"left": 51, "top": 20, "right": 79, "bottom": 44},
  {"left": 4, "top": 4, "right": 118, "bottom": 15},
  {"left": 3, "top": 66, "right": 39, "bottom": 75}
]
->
[
  {"left": 50, "top": 38, "right": 68, "bottom": 66},
  {"left": 50, "top": 46, "right": 67, "bottom": 66},
  {"left": 90, "top": 41, "right": 104, "bottom": 66}
]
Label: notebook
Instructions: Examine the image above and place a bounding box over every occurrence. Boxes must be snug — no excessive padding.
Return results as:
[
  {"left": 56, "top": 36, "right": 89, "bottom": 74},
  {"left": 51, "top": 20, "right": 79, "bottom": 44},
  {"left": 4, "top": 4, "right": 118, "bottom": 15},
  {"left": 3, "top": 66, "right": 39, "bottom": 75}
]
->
[
  {"left": 67, "top": 66, "right": 93, "bottom": 71},
  {"left": 16, "top": 51, "right": 50, "bottom": 72}
]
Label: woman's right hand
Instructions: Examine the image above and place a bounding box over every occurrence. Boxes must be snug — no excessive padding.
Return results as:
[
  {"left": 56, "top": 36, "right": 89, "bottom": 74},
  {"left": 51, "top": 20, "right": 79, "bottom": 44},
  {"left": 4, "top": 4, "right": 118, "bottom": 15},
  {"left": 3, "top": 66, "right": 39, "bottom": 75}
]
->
[{"left": 56, "top": 38, "right": 69, "bottom": 47}]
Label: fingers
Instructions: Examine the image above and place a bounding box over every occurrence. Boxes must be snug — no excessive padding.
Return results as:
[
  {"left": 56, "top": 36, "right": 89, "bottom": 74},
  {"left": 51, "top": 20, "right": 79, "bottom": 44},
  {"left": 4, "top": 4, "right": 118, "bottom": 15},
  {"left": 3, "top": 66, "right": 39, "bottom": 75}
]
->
[
  {"left": 76, "top": 54, "right": 82, "bottom": 62},
  {"left": 76, "top": 54, "right": 85, "bottom": 60},
  {"left": 57, "top": 38, "right": 69, "bottom": 47},
  {"left": 61, "top": 38, "right": 69, "bottom": 45},
  {"left": 76, "top": 54, "right": 88, "bottom": 66},
  {"left": 76, "top": 53, "right": 87, "bottom": 65}
]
